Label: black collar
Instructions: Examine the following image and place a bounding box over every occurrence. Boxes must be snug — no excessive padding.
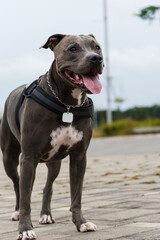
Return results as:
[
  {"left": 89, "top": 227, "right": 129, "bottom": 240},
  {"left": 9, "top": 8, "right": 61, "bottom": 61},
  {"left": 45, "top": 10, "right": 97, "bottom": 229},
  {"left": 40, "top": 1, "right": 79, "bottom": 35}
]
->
[{"left": 16, "top": 77, "right": 94, "bottom": 131}]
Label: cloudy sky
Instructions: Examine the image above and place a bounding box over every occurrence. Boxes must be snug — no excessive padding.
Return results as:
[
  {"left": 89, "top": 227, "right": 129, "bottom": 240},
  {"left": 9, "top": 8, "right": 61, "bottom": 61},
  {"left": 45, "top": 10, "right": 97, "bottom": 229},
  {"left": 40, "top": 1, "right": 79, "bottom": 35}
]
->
[{"left": 0, "top": 0, "right": 160, "bottom": 114}]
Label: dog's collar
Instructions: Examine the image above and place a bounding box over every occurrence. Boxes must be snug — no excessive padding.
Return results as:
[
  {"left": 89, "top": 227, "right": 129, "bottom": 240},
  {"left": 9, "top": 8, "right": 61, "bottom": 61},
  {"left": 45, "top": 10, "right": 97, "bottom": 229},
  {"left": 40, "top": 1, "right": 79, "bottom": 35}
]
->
[{"left": 16, "top": 77, "right": 94, "bottom": 131}]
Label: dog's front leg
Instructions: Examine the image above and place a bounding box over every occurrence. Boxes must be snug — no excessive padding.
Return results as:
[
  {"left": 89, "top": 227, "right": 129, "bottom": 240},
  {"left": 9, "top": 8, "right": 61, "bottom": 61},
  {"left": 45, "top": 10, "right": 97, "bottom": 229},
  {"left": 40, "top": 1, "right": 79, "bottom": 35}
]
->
[
  {"left": 17, "top": 155, "right": 38, "bottom": 240},
  {"left": 69, "top": 153, "right": 97, "bottom": 232}
]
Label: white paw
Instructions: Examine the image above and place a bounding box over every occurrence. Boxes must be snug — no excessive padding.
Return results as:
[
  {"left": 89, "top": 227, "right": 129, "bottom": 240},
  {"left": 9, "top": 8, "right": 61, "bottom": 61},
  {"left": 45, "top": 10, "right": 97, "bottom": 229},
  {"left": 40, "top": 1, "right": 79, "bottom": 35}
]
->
[
  {"left": 80, "top": 222, "right": 97, "bottom": 232},
  {"left": 17, "top": 230, "right": 37, "bottom": 240},
  {"left": 11, "top": 211, "right": 19, "bottom": 221},
  {"left": 39, "top": 214, "right": 55, "bottom": 224}
]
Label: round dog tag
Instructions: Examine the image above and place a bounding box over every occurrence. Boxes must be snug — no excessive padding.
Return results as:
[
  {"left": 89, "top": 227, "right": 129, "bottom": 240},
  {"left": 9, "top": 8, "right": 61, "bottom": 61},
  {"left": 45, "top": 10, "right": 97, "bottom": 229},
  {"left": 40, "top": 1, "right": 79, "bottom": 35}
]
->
[{"left": 62, "top": 112, "right": 73, "bottom": 123}]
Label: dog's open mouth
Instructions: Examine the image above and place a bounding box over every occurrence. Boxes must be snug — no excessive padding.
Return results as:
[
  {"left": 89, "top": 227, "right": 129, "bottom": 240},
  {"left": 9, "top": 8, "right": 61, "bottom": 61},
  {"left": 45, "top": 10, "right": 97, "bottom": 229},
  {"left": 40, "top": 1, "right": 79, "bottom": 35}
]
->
[{"left": 64, "top": 70, "right": 102, "bottom": 94}]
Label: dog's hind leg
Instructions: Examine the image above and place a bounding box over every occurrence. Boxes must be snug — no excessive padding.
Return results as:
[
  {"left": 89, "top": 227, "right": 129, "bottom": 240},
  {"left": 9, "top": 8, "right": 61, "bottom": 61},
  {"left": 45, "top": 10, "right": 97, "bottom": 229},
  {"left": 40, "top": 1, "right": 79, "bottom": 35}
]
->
[
  {"left": 39, "top": 160, "right": 62, "bottom": 224},
  {"left": 0, "top": 108, "right": 21, "bottom": 221}
]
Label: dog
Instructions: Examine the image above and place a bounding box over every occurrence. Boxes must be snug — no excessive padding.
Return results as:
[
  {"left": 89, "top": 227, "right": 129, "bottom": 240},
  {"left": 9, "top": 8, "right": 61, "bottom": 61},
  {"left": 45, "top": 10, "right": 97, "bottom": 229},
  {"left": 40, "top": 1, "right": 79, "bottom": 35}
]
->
[{"left": 0, "top": 34, "right": 103, "bottom": 240}]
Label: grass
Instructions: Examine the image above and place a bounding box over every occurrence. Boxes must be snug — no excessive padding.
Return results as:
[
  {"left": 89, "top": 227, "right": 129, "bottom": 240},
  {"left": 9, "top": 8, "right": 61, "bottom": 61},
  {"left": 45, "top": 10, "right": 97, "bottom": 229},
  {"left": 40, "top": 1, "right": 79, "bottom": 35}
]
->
[
  {"left": 102, "top": 171, "right": 122, "bottom": 176},
  {"left": 93, "top": 118, "right": 160, "bottom": 137},
  {"left": 153, "top": 172, "right": 160, "bottom": 176},
  {"left": 140, "top": 180, "right": 157, "bottom": 184},
  {"left": 105, "top": 180, "right": 124, "bottom": 184},
  {"left": 129, "top": 174, "right": 144, "bottom": 180}
]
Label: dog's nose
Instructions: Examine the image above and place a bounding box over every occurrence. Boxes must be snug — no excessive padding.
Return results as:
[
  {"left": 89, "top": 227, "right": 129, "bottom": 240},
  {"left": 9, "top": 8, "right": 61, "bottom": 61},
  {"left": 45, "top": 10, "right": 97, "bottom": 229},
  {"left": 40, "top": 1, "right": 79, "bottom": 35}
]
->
[{"left": 89, "top": 54, "right": 103, "bottom": 65}]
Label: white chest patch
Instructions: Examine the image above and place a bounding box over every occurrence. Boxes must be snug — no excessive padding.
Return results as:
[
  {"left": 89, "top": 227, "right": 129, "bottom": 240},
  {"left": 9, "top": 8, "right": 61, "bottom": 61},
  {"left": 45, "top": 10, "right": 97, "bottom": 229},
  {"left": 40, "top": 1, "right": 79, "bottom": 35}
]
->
[{"left": 49, "top": 126, "right": 83, "bottom": 159}]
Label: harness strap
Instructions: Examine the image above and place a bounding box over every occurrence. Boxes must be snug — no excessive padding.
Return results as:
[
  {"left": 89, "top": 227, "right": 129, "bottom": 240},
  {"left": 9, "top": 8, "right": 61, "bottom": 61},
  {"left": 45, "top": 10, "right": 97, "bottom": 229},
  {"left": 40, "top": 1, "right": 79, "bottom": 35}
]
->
[
  {"left": 15, "top": 90, "right": 25, "bottom": 132},
  {"left": 15, "top": 79, "right": 94, "bottom": 132}
]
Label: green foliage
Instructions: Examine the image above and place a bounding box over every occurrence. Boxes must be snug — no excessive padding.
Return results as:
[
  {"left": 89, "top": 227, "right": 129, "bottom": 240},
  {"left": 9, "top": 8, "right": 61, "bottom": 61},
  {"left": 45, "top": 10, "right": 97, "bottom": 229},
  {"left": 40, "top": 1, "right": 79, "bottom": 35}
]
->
[
  {"left": 94, "top": 105, "right": 160, "bottom": 126},
  {"left": 136, "top": 6, "right": 160, "bottom": 21},
  {"left": 133, "top": 118, "right": 160, "bottom": 127},
  {"left": 114, "top": 98, "right": 124, "bottom": 103},
  {"left": 98, "top": 118, "right": 160, "bottom": 137},
  {"left": 100, "top": 119, "right": 133, "bottom": 137}
]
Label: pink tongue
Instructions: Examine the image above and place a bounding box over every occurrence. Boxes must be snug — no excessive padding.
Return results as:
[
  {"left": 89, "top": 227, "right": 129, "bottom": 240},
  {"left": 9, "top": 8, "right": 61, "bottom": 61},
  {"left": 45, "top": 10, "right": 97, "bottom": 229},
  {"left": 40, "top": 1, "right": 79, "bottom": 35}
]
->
[{"left": 81, "top": 74, "right": 102, "bottom": 94}]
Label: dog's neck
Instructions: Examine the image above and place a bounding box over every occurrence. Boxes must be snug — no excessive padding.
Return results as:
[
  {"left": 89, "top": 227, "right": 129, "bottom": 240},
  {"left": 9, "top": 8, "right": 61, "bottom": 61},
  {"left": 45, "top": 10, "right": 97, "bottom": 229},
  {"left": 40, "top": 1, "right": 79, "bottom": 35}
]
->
[{"left": 44, "top": 61, "right": 87, "bottom": 107}]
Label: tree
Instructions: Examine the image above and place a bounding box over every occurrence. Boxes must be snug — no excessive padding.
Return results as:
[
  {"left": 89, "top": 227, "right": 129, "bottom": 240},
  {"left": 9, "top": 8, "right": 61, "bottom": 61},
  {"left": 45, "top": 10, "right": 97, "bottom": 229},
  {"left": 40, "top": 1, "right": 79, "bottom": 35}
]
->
[
  {"left": 136, "top": 6, "right": 160, "bottom": 21},
  {"left": 114, "top": 98, "right": 125, "bottom": 111}
]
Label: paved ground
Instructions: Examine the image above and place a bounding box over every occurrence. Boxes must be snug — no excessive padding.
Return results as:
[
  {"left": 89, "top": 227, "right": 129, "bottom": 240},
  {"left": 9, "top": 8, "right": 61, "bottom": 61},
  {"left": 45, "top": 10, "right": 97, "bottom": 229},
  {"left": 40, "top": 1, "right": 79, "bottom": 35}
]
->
[{"left": 1, "top": 134, "right": 160, "bottom": 240}]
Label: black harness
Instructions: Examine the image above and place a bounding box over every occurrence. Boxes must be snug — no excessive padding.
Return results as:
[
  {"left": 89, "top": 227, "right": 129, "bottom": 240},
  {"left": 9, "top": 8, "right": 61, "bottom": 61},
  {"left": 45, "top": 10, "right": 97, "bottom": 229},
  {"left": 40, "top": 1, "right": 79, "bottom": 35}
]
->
[{"left": 15, "top": 78, "right": 94, "bottom": 132}]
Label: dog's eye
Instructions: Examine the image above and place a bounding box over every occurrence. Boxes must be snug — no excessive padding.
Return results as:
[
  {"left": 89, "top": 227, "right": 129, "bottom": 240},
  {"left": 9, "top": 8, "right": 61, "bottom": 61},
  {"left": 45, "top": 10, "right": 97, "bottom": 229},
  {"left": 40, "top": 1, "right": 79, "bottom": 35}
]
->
[
  {"left": 95, "top": 45, "right": 100, "bottom": 50},
  {"left": 69, "top": 47, "right": 77, "bottom": 52}
]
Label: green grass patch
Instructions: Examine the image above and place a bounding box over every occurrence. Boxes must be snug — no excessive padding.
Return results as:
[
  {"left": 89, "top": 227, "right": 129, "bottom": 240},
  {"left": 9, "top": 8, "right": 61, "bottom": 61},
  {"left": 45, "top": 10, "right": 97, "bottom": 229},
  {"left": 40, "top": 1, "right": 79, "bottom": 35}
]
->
[
  {"left": 93, "top": 118, "right": 160, "bottom": 137},
  {"left": 100, "top": 118, "right": 133, "bottom": 137},
  {"left": 140, "top": 180, "right": 157, "bottom": 184}
]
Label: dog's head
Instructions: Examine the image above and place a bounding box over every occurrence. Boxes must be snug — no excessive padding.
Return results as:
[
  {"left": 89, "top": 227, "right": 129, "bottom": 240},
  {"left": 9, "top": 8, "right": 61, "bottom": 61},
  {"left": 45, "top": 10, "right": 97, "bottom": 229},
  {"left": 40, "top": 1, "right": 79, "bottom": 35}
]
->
[{"left": 40, "top": 34, "right": 104, "bottom": 94}]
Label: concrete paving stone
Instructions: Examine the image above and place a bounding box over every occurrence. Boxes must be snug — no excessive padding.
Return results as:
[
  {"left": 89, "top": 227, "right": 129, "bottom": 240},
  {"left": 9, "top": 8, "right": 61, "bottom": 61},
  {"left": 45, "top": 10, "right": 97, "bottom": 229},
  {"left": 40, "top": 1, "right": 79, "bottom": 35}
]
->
[
  {"left": 87, "top": 134, "right": 160, "bottom": 157},
  {"left": 81, "top": 208, "right": 125, "bottom": 221},
  {"left": 125, "top": 228, "right": 160, "bottom": 240},
  {"left": 133, "top": 213, "right": 160, "bottom": 223},
  {"left": 103, "top": 209, "right": 158, "bottom": 221},
  {"left": 129, "top": 222, "right": 160, "bottom": 228},
  {"left": 1, "top": 232, "right": 18, "bottom": 240},
  {"left": 1, "top": 135, "right": 160, "bottom": 239},
  {"left": 0, "top": 221, "right": 18, "bottom": 233},
  {"left": 37, "top": 234, "right": 70, "bottom": 240},
  {"left": 77, "top": 222, "right": 153, "bottom": 240},
  {"left": 108, "top": 200, "right": 160, "bottom": 210}
]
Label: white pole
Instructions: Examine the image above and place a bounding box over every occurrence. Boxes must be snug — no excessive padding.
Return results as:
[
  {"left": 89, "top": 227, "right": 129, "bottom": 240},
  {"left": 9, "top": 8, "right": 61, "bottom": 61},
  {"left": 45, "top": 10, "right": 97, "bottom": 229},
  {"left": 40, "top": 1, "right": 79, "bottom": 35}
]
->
[{"left": 103, "top": 0, "right": 112, "bottom": 124}]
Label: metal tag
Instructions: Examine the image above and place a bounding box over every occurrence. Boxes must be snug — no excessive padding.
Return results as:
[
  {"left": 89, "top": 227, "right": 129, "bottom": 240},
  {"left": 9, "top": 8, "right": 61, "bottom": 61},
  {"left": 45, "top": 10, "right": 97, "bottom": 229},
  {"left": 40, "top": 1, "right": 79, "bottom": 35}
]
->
[{"left": 62, "top": 112, "right": 73, "bottom": 123}]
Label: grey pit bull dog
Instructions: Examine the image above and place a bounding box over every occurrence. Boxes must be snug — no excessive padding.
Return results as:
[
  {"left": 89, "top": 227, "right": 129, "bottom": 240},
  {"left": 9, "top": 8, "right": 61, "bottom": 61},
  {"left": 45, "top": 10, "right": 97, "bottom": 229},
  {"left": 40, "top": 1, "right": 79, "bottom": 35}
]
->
[{"left": 0, "top": 34, "right": 103, "bottom": 240}]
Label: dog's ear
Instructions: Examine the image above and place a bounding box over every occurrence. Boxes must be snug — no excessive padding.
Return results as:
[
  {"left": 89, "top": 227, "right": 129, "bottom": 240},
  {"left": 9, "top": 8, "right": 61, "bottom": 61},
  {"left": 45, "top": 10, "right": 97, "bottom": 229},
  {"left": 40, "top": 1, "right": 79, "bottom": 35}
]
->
[
  {"left": 40, "top": 34, "right": 66, "bottom": 51},
  {"left": 89, "top": 34, "right": 96, "bottom": 39}
]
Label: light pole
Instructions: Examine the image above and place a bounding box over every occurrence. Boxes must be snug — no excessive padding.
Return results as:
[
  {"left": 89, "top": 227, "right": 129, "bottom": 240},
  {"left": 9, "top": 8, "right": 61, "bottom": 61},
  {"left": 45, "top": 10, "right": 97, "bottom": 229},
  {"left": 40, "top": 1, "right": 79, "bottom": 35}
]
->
[{"left": 103, "top": 0, "right": 112, "bottom": 124}]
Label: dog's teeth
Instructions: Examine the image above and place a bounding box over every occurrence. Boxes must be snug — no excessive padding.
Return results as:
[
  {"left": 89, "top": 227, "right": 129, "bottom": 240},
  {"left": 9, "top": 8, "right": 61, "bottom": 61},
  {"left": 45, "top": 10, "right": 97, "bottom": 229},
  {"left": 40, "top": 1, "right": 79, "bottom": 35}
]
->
[
  {"left": 74, "top": 74, "right": 80, "bottom": 80},
  {"left": 76, "top": 75, "right": 80, "bottom": 80}
]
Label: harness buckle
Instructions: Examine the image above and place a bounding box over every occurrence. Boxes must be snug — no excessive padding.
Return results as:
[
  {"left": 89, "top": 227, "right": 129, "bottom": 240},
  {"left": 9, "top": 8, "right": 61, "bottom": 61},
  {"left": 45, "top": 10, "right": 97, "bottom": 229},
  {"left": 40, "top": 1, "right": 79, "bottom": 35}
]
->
[{"left": 23, "top": 80, "right": 39, "bottom": 98}]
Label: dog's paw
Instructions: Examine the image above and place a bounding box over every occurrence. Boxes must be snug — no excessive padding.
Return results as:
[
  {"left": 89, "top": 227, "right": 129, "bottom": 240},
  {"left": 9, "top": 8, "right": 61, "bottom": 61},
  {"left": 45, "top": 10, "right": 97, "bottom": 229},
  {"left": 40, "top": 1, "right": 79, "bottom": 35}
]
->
[
  {"left": 39, "top": 214, "right": 55, "bottom": 224},
  {"left": 11, "top": 211, "right": 19, "bottom": 221},
  {"left": 17, "top": 230, "right": 37, "bottom": 240},
  {"left": 80, "top": 222, "right": 97, "bottom": 232}
]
